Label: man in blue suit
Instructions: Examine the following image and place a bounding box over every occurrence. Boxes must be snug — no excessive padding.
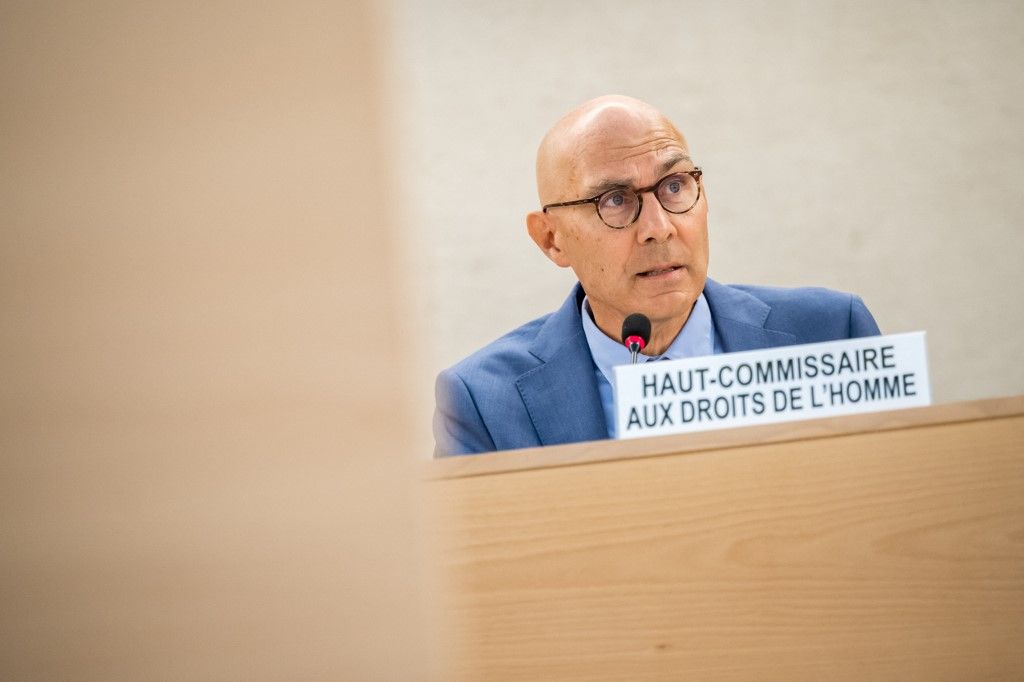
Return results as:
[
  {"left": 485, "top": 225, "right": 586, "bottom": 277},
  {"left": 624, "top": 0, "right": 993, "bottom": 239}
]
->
[{"left": 434, "top": 96, "right": 879, "bottom": 456}]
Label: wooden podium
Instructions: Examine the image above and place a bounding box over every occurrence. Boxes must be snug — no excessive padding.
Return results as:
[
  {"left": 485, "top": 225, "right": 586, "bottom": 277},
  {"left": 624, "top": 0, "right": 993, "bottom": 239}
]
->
[{"left": 429, "top": 396, "right": 1024, "bottom": 679}]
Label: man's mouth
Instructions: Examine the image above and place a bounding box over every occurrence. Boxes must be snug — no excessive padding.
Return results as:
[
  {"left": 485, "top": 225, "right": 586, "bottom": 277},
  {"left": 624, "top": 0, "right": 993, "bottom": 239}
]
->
[{"left": 637, "top": 265, "right": 683, "bottom": 278}]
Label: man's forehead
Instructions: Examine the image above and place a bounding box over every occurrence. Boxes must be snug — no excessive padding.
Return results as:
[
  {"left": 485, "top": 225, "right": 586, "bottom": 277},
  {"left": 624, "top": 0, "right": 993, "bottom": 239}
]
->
[
  {"left": 535, "top": 97, "right": 690, "bottom": 202},
  {"left": 570, "top": 131, "right": 689, "bottom": 192}
]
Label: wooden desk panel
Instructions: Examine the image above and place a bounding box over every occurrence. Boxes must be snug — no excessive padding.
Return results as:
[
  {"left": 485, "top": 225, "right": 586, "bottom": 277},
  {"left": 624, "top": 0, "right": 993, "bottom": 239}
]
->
[{"left": 432, "top": 398, "right": 1024, "bottom": 679}]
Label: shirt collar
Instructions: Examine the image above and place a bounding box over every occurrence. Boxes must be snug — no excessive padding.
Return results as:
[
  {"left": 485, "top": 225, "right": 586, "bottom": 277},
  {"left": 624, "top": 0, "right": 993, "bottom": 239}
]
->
[{"left": 581, "top": 293, "right": 716, "bottom": 386}]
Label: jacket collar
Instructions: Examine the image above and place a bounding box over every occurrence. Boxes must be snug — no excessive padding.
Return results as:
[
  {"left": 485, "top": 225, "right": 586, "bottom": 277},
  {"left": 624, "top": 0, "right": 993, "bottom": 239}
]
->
[
  {"left": 514, "top": 279, "right": 797, "bottom": 447},
  {"left": 703, "top": 278, "right": 798, "bottom": 352}
]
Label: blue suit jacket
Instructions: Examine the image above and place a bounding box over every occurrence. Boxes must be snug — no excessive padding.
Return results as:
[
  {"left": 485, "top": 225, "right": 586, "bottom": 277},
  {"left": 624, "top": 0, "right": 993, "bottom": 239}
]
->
[{"left": 434, "top": 279, "right": 880, "bottom": 456}]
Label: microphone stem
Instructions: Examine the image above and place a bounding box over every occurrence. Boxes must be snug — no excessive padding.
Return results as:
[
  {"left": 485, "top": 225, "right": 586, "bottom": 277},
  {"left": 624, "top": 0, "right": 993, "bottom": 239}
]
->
[{"left": 629, "top": 342, "right": 640, "bottom": 365}]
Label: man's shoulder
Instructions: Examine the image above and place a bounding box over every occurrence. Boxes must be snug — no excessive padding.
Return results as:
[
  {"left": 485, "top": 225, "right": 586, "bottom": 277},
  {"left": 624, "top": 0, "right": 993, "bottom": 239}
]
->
[
  {"left": 433, "top": 285, "right": 595, "bottom": 456},
  {"left": 710, "top": 280, "right": 878, "bottom": 340},
  {"left": 726, "top": 282, "right": 857, "bottom": 312}
]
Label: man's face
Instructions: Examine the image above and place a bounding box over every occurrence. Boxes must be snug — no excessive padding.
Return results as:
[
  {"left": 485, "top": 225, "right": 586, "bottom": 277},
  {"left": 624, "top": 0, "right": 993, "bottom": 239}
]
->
[{"left": 539, "top": 109, "right": 709, "bottom": 335}]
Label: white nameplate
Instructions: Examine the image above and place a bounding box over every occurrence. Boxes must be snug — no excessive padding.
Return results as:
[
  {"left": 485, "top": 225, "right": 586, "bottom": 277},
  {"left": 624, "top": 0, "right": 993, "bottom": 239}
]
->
[{"left": 613, "top": 332, "right": 931, "bottom": 439}]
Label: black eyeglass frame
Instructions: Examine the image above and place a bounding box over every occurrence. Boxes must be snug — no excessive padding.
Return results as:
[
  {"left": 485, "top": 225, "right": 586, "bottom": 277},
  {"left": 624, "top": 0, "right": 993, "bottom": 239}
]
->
[{"left": 541, "top": 168, "right": 703, "bottom": 229}]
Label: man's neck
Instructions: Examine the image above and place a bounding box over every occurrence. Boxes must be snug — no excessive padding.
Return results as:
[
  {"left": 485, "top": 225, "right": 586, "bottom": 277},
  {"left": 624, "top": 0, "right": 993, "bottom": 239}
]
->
[
  {"left": 643, "top": 314, "right": 690, "bottom": 355},
  {"left": 588, "top": 302, "right": 696, "bottom": 356}
]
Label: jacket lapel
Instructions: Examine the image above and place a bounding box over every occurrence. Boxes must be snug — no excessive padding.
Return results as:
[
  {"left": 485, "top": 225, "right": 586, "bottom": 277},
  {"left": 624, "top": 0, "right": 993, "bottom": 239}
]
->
[
  {"left": 704, "top": 278, "right": 798, "bottom": 352},
  {"left": 515, "top": 279, "right": 797, "bottom": 447},
  {"left": 515, "top": 285, "right": 608, "bottom": 447}
]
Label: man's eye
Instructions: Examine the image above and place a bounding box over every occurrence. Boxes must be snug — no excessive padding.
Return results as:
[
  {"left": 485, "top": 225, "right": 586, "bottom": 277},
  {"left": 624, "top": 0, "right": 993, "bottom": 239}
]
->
[
  {"left": 665, "top": 180, "right": 682, "bottom": 194},
  {"left": 601, "top": 191, "right": 629, "bottom": 208}
]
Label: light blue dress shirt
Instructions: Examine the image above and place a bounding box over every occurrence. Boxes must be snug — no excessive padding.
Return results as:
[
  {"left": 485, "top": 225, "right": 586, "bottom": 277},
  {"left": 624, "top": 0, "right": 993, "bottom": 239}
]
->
[{"left": 581, "top": 294, "right": 722, "bottom": 437}]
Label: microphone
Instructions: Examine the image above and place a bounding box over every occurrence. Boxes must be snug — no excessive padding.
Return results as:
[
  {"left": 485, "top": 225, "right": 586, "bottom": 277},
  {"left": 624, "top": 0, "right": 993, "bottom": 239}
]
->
[{"left": 621, "top": 313, "right": 651, "bottom": 365}]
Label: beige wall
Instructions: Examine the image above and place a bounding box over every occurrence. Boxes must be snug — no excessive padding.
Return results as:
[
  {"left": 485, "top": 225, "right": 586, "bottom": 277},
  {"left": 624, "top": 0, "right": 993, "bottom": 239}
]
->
[
  {"left": 1, "top": 2, "right": 434, "bottom": 677},
  {"left": 392, "top": 0, "right": 1024, "bottom": 448}
]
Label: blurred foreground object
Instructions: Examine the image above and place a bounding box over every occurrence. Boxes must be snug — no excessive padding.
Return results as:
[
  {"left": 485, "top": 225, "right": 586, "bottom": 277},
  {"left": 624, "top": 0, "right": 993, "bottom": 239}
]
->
[{"left": 0, "top": 2, "right": 433, "bottom": 677}]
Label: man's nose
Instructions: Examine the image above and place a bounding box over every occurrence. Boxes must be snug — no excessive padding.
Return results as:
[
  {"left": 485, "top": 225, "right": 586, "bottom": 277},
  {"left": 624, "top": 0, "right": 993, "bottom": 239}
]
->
[{"left": 634, "top": 192, "right": 675, "bottom": 243}]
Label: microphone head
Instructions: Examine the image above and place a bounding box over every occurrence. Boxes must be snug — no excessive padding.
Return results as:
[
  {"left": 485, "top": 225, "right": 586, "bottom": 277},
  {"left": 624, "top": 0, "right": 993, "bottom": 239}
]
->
[{"left": 621, "top": 313, "right": 651, "bottom": 351}]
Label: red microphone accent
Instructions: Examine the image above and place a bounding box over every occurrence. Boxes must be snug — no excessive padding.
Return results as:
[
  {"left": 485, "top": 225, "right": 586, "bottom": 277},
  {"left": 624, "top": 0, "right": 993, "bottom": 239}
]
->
[{"left": 624, "top": 335, "right": 646, "bottom": 351}]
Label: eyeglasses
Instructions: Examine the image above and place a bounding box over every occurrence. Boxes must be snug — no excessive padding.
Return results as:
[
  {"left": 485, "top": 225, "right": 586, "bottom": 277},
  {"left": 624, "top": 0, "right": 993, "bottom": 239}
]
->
[{"left": 542, "top": 168, "right": 703, "bottom": 229}]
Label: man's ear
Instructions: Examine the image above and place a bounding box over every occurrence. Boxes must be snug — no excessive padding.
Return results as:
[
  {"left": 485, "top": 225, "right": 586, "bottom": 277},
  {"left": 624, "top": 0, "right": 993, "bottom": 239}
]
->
[{"left": 526, "top": 210, "right": 571, "bottom": 268}]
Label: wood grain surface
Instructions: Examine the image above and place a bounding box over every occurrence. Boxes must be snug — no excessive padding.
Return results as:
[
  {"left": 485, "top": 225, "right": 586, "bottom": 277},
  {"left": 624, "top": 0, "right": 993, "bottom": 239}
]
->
[{"left": 431, "top": 400, "right": 1024, "bottom": 679}]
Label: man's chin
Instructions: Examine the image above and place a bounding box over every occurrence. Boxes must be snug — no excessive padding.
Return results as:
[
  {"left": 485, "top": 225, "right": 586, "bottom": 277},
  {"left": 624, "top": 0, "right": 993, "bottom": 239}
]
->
[{"left": 636, "top": 292, "right": 698, "bottom": 325}]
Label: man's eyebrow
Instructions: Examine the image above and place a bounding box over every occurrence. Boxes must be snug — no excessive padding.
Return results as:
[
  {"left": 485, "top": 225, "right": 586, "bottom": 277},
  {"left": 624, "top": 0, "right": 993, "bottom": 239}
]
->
[
  {"left": 585, "top": 153, "right": 693, "bottom": 197},
  {"left": 586, "top": 177, "right": 632, "bottom": 197},
  {"left": 660, "top": 152, "right": 692, "bottom": 174}
]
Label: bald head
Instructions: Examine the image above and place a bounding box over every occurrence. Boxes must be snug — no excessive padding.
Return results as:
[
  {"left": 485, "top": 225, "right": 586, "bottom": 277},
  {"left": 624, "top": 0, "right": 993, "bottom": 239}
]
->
[
  {"left": 535, "top": 95, "right": 689, "bottom": 205},
  {"left": 525, "top": 95, "right": 709, "bottom": 355}
]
